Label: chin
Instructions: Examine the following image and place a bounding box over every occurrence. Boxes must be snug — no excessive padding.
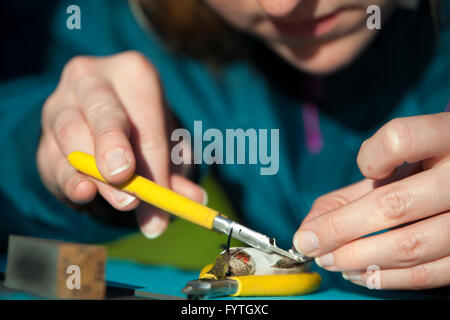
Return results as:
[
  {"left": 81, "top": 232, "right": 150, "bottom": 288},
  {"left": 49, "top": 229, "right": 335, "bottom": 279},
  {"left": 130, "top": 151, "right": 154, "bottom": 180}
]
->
[{"left": 270, "top": 27, "right": 378, "bottom": 76}]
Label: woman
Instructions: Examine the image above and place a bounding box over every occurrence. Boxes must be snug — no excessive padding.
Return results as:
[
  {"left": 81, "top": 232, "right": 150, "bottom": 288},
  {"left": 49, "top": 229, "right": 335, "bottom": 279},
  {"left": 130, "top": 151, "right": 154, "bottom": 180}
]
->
[{"left": 0, "top": 0, "right": 448, "bottom": 292}]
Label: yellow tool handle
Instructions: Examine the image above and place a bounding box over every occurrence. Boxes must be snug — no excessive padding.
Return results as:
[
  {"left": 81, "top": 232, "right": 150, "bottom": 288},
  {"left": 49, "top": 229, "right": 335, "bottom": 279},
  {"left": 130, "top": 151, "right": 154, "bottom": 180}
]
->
[
  {"left": 67, "top": 151, "right": 219, "bottom": 229},
  {"left": 199, "top": 263, "right": 216, "bottom": 279},
  {"left": 199, "top": 263, "right": 321, "bottom": 296},
  {"left": 230, "top": 273, "right": 321, "bottom": 297}
]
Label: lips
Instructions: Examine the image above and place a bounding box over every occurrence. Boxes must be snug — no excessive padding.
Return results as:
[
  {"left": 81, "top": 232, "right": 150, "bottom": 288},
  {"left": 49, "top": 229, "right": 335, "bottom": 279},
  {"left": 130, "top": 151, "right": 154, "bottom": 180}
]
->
[{"left": 270, "top": 10, "right": 343, "bottom": 37}]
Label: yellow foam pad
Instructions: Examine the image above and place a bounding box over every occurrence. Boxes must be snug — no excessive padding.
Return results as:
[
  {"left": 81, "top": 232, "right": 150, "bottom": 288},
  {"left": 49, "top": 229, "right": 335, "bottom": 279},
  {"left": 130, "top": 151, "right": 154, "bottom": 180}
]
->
[
  {"left": 199, "top": 262, "right": 321, "bottom": 297},
  {"left": 230, "top": 273, "right": 321, "bottom": 297}
]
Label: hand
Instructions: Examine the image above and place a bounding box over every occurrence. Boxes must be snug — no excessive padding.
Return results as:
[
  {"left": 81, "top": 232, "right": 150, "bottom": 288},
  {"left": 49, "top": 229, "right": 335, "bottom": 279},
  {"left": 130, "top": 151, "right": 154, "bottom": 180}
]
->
[
  {"left": 38, "top": 51, "right": 207, "bottom": 238},
  {"left": 293, "top": 113, "right": 450, "bottom": 290}
]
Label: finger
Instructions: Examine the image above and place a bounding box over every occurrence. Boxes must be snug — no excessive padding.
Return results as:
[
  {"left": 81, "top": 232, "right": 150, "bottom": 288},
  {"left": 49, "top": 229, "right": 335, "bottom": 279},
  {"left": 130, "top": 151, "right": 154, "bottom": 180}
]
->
[
  {"left": 94, "top": 182, "right": 140, "bottom": 211},
  {"left": 40, "top": 134, "right": 98, "bottom": 204},
  {"left": 55, "top": 159, "right": 98, "bottom": 205},
  {"left": 294, "top": 165, "right": 450, "bottom": 257},
  {"left": 46, "top": 96, "right": 139, "bottom": 210},
  {"left": 47, "top": 104, "right": 95, "bottom": 157},
  {"left": 303, "top": 179, "right": 375, "bottom": 224},
  {"left": 42, "top": 127, "right": 140, "bottom": 211},
  {"left": 315, "top": 212, "right": 450, "bottom": 271},
  {"left": 357, "top": 113, "right": 450, "bottom": 180},
  {"left": 76, "top": 75, "right": 135, "bottom": 184},
  {"left": 47, "top": 108, "right": 140, "bottom": 211},
  {"left": 342, "top": 255, "right": 450, "bottom": 290},
  {"left": 107, "top": 52, "right": 170, "bottom": 187},
  {"left": 137, "top": 174, "right": 208, "bottom": 239},
  {"left": 170, "top": 175, "right": 208, "bottom": 206},
  {"left": 303, "top": 163, "right": 423, "bottom": 225},
  {"left": 422, "top": 154, "right": 450, "bottom": 170},
  {"left": 105, "top": 53, "right": 172, "bottom": 233},
  {"left": 37, "top": 133, "right": 63, "bottom": 197},
  {"left": 136, "top": 206, "right": 170, "bottom": 240}
]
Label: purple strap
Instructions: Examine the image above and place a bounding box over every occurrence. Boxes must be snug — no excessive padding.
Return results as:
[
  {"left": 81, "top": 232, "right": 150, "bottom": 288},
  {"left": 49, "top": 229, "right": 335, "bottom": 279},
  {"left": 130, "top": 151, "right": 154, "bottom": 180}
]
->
[{"left": 302, "top": 103, "right": 323, "bottom": 155}]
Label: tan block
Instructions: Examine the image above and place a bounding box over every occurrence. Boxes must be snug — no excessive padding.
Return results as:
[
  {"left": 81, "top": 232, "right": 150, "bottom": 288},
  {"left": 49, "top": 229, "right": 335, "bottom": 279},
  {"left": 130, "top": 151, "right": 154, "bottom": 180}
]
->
[{"left": 5, "top": 235, "right": 106, "bottom": 299}]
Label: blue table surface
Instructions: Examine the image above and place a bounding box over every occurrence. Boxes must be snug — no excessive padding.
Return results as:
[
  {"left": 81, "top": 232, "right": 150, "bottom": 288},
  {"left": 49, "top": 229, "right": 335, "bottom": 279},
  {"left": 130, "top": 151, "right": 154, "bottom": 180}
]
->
[{"left": 0, "top": 256, "right": 446, "bottom": 300}]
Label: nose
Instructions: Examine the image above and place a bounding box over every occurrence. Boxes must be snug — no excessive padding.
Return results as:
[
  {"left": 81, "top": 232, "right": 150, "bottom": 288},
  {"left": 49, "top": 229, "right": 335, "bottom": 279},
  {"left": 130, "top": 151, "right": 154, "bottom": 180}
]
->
[{"left": 257, "top": 0, "right": 303, "bottom": 17}]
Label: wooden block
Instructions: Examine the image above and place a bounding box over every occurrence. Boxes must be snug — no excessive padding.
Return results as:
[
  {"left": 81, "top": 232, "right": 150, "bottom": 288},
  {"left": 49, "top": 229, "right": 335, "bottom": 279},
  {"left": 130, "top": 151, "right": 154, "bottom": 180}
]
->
[{"left": 4, "top": 235, "right": 106, "bottom": 299}]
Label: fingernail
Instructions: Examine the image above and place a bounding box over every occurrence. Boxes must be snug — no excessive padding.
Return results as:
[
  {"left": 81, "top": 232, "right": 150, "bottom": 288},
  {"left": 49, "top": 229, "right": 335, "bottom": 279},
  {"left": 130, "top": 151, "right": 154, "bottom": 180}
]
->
[
  {"left": 294, "top": 231, "right": 319, "bottom": 255},
  {"left": 141, "top": 217, "right": 165, "bottom": 239},
  {"left": 342, "top": 271, "right": 362, "bottom": 281},
  {"left": 315, "top": 253, "right": 334, "bottom": 268},
  {"left": 143, "top": 229, "right": 163, "bottom": 239},
  {"left": 106, "top": 148, "right": 130, "bottom": 176},
  {"left": 73, "top": 178, "right": 87, "bottom": 193},
  {"left": 200, "top": 187, "right": 209, "bottom": 206},
  {"left": 112, "top": 189, "right": 136, "bottom": 208}
]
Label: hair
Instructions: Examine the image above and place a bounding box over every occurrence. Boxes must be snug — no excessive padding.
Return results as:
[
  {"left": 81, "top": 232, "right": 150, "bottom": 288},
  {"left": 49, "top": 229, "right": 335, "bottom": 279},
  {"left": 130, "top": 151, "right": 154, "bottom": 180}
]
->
[
  {"left": 137, "top": 0, "right": 443, "bottom": 63},
  {"left": 136, "top": 0, "right": 245, "bottom": 64}
]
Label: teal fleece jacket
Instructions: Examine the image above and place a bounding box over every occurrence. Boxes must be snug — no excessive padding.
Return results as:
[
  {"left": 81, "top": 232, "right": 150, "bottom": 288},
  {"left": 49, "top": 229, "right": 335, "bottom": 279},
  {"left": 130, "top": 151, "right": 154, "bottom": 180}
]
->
[{"left": 0, "top": 0, "right": 449, "bottom": 252}]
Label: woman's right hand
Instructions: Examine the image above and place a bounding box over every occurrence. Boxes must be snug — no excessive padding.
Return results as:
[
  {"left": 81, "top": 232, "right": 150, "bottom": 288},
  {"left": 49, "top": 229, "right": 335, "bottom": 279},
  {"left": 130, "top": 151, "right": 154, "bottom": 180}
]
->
[{"left": 37, "top": 51, "right": 207, "bottom": 238}]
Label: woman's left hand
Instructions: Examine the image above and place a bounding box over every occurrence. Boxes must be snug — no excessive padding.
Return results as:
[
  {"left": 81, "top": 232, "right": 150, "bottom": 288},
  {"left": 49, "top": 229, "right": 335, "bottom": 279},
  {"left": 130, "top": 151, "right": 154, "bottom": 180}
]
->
[{"left": 293, "top": 112, "right": 450, "bottom": 290}]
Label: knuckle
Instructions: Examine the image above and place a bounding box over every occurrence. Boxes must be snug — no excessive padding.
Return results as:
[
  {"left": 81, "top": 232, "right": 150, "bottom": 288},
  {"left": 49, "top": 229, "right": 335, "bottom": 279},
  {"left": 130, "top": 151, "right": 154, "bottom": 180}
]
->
[
  {"left": 43, "top": 92, "right": 58, "bottom": 110},
  {"left": 347, "top": 245, "right": 362, "bottom": 269},
  {"left": 395, "top": 231, "right": 424, "bottom": 265},
  {"left": 311, "top": 195, "right": 327, "bottom": 211},
  {"left": 327, "top": 193, "right": 351, "bottom": 208},
  {"left": 311, "top": 194, "right": 349, "bottom": 213},
  {"left": 139, "top": 128, "right": 167, "bottom": 152},
  {"left": 52, "top": 110, "right": 83, "bottom": 145},
  {"left": 375, "top": 186, "right": 410, "bottom": 220},
  {"left": 409, "top": 265, "right": 431, "bottom": 290},
  {"left": 77, "top": 74, "right": 105, "bottom": 93},
  {"left": 76, "top": 75, "right": 115, "bottom": 104},
  {"left": 87, "top": 104, "right": 129, "bottom": 137},
  {"left": 55, "top": 160, "right": 72, "bottom": 190},
  {"left": 86, "top": 100, "right": 122, "bottom": 122},
  {"left": 63, "top": 174, "right": 78, "bottom": 197},
  {"left": 325, "top": 216, "right": 346, "bottom": 244},
  {"left": 381, "top": 119, "right": 412, "bottom": 157},
  {"left": 57, "top": 161, "right": 84, "bottom": 199},
  {"left": 62, "top": 56, "right": 94, "bottom": 79},
  {"left": 95, "top": 125, "right": 126, "bottom": 142},
  {"left": 41, "top": 93, "right": 58, "bottom": 125},
  {"left": 121, "top": 50, "right": 149, "bottom": 65},
  {"left": 119, "top": 51, "right": 158, "bottom": 76},
  {"left": 140, "top": 135, "right": 167, "bottom": 153},
  {"left": 75, "top": 78, "right": 123, "bottom": 120}
]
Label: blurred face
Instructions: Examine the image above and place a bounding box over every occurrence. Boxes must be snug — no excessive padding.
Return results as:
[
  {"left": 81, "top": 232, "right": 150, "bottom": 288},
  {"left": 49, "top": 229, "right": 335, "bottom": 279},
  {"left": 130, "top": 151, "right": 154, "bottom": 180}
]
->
[{"left": 204, "top": 0, "right": 396, "bottom": 74}]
